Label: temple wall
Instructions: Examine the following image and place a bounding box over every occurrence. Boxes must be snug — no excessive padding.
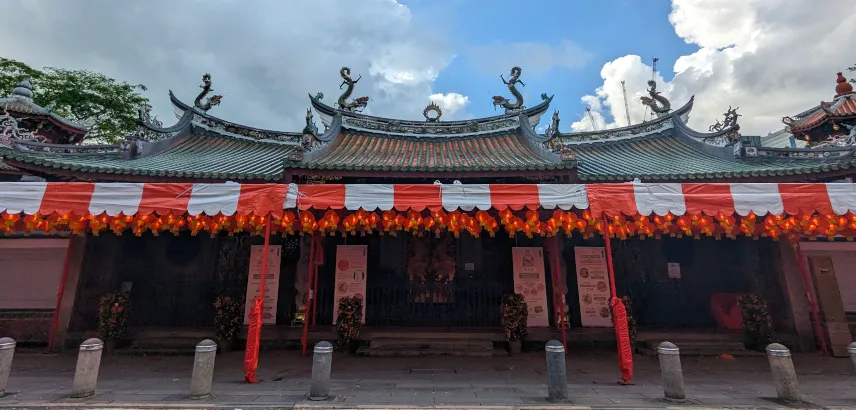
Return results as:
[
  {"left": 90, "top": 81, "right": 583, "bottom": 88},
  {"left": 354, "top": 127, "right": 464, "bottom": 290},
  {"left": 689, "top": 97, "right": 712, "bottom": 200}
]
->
[{"left": 0, "top": 238, "right": 70, "bottom": 345}]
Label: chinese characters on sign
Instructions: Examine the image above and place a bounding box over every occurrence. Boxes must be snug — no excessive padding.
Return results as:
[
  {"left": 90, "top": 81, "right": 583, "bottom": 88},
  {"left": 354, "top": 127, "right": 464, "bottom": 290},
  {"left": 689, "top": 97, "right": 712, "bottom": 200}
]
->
[
  {"left": 511, "top": 247, "right": 549, "bottom": 327},
  {"left": 244, "top": 245, "right": 282, "bottom": 325},
  {"left": 574, "top": 247, "right": 612, "bottom": 327},
  {"left": 333, "top": 245, "right": 368, "bottom": 324}
]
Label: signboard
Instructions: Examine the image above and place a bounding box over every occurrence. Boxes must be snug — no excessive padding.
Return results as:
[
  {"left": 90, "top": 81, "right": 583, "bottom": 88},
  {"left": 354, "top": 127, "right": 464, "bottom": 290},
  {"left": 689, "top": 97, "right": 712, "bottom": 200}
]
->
[
  {"left": 667, "top": 262, "right": 681, "bottom": 279},
  {"left": 573, "top": 247, "right": 612, "bottom": 327},
  {"left": 511, "top": 247, "right": 549, "bottom": 327},
  {"left": 333, "top": 245, "right": 368, "bottom": 324},
  {"left": 244, "top": 245, "right": 282, "bottom": 325}
]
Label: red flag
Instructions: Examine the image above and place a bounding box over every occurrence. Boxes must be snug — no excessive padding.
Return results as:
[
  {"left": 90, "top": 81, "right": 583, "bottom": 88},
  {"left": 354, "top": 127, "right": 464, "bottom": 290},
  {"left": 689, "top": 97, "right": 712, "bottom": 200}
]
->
[
  {"left": 611, "top": 297, "right": 634, "bottom": 384},
  {"left": 243, "top": 298, "right": 263, "bottom": 383}
]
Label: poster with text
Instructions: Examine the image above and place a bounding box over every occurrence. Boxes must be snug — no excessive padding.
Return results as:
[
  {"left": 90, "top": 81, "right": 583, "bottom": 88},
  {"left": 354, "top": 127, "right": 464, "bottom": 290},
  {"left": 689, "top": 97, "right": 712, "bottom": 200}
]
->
[
  {"left": 511, "top": 247, "right": 549, "bottom": 327},
  {"left": 333, "top": 245, "right": 368, "bottom": 324},
  {"left": 244, "top": 245, "right": 282, "bottom": 325},
  {"left": 573, "top": 247, "right": 612, "bottom": 327}
]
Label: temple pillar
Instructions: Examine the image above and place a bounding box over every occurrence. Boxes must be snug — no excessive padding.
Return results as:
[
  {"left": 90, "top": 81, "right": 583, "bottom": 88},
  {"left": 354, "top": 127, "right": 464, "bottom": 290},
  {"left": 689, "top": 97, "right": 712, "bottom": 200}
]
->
[
  {"left": 776, "top": 241, "right": 816, "bottom": 352},
  {"left": 293, "top": 236, "right": 311, "bottom": 325},
  {"left": 52, "top": 236, "right": 87, "bottom": 352}
]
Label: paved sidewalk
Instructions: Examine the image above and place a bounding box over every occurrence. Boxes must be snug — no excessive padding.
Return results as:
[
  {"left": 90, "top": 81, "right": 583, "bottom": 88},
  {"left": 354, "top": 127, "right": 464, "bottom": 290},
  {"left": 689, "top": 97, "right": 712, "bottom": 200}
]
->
[{"left": 0, "top": 350, "right": 855, "bottom": 409}]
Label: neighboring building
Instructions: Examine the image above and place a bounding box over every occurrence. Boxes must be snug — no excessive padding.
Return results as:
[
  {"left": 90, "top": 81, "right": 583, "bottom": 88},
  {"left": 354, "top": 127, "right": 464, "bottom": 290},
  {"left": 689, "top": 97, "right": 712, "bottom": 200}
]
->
[
  {"left": 783, "top": 72, "right": 856, "bottom": 149},
  {"left": 0, "top": 68, "right": 852, "bottom": 356}
]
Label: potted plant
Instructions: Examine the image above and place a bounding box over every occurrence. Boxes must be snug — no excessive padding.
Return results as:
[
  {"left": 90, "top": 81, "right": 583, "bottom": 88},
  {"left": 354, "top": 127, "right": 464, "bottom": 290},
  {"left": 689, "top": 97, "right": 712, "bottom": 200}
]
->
[
  {"left": 98, "top": 291, "right": 130, "bottom": 353},
  {"left": 501, "top": 293, "right": 528, "bottom": 354},
  {"left": 214, "top": 294, "right": 244, "bottom": 353},
  {"left": 738, "top": 293, "right": 774, "bottom": 350},
  {"left": 335, "top": 296, "right": 363, "bottom": 353}
]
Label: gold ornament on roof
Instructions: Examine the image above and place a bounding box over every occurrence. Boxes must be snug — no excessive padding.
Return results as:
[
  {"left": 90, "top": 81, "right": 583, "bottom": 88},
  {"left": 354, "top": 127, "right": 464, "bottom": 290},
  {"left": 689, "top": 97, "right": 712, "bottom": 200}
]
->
[{"left": 423, "top": 101, "right": 443, "bottom": 122}]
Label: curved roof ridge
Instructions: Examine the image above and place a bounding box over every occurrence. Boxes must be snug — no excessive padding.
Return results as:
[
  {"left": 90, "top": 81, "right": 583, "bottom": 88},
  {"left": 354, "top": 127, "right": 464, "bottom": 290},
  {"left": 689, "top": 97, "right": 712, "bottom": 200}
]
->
[
  {"left": 557, "top": 97, "right": 694, "bottom": 144},
  {"left": 170, "top": 91, "right": 304, "bottom": 138},
  {"left": 309, "top": 93, "right": 553, "bottom": 127}
]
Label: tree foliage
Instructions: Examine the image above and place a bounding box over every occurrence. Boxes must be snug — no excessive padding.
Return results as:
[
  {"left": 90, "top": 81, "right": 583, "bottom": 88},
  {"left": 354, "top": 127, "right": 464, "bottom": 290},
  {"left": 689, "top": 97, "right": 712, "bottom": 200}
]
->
[{"left": 0, "top": 57, "right": 149, "bottom": 143}]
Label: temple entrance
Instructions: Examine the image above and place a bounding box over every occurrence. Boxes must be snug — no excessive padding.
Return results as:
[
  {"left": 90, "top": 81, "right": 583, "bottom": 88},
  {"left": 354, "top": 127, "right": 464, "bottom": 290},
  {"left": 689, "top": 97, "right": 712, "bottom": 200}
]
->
[{"left": 360, "top": 233, "right": 514, "bottom": 327}]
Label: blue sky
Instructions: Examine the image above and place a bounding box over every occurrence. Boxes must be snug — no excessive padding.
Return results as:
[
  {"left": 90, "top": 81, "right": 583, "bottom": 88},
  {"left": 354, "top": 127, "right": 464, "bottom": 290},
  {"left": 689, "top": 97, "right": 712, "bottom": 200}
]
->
[{"left": 402, "top": 0, "right": 697, "bottom": 123}]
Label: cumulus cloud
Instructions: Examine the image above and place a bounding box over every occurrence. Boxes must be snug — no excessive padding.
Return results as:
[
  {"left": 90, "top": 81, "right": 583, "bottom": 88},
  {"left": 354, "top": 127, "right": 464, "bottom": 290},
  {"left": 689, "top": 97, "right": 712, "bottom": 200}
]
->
[
  {"left": 571, "top": 0, "right": 856, "bottom": 135},
  {"left": 467, "top": 39, "right": 593, "bottom": 76},
  {"left": 428, "top": 93, "right": 469, "bottom": 117},
  {"left": 0, "top": 0, "right": 471, "bottom": 129}
]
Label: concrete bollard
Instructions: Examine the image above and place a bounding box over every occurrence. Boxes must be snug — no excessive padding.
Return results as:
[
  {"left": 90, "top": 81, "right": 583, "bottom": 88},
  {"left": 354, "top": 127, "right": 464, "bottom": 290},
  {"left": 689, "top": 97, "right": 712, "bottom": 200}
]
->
[
  {"left": 657, "top": 342, "right": 686, "bottom": 402},
  {"left": 309, "top": 341, "right": 334, "bottom": 401},
  {"left": 848, "top": 342, "right": 856, "bottom": 375},
  {"left": 71, "top": 338, "right": 104, "bottom": 398},
  {"left": 0, "top": 337, "right": 15, "bottom": 396},
  {"left": 766, "top": 343, "right": 800, "bottom": 402},
  {"left": 545, "top": 340, "right": 569, "bottom": 403},
  {"left": 189, "top": 339, "right": 218, "bottom": 400}
]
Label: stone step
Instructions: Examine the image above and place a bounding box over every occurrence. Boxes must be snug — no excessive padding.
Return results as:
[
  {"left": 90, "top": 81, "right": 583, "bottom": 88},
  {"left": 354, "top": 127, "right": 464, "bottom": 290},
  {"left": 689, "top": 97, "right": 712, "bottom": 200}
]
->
[
  {"left": 370, "top": 337, "right": 493, "bottom": 351},
  {"left": 360, "top": 347, "right": 505, "bottom": 357},
  {"left": 637, "top": 345, "right": 763, "bottom": 358},
  {"left": 643, "top": 340, "right": 746, "bottom": 351},
  {"left": 366, "top": 331, "right": 497, "bottom": 340}
]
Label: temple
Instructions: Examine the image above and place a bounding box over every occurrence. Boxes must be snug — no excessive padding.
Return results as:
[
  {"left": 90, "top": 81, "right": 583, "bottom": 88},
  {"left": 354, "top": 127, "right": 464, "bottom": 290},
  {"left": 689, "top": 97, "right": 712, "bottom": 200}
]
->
[{"left": 1, "top": 67, "right": 855, "bottom": 363}]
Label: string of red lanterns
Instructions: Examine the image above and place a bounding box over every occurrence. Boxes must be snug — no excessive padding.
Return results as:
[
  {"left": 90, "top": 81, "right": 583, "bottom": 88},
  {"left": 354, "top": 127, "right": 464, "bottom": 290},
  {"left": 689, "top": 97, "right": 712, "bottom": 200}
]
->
[{"left": 3, "top": 209, "right": 856, "bottom": 241}]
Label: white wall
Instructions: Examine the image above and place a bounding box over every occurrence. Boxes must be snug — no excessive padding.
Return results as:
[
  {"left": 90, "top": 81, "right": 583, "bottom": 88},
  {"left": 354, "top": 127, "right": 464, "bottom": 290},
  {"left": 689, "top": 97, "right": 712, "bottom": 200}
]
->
[
  {"left": 800, "top": 242, "right": 856, "bottom": 312},
  {"left": 0, "top": 238, "right": 70, "bottom": 309}
]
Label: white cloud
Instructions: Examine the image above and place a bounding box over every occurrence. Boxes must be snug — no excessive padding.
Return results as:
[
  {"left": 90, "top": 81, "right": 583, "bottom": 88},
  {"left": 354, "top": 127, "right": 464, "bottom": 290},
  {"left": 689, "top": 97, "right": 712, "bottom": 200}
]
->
[
  {"left": 571, "top": 0, "right": 856, "bottom": 135},
  {"left": 0, "top": 0, "right": 471, "bottom": 128},
  {"left": 428, "top": 93, "right": 469, "bottom": 117}
]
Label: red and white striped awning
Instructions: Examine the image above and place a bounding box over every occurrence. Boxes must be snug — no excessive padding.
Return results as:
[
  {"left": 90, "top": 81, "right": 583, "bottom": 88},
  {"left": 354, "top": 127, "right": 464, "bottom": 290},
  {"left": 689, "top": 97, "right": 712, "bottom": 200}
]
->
[{"left": 2, "top": 182, "right": 856, "bottom": 217}]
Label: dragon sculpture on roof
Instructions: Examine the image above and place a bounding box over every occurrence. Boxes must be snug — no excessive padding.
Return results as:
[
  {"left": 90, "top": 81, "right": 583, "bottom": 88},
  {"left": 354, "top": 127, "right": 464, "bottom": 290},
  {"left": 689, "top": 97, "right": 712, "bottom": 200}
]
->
[
  {"left": 194, "top": 73, "right": 223, "bottom": 112},
  {"left": 709, "top": 106, "right": 741, "bottom": 132},
  {"left": 639, "top": 80, "right": 671, "bottom": 117},
  {"left": 337, "top": 67, "right": 369, "bottom": 113},
  {"left": 492, "top": 66, "right": 525, "bottom": 113}
]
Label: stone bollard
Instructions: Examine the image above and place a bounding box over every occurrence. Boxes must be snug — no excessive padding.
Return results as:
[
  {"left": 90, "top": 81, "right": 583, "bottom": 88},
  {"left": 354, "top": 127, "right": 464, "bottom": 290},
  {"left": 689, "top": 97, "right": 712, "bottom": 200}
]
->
[
  {"left": 848, "top": 342, "right": 856, "bottom": 375},
  {"left": 309, "top": 341, "right": 334, "bottom": 401},
  {"left": 189, "top": 339, "right": 218, "bottom": 400},
  {"left": 657, "top": 342, "right": 686, "bottom": 402},
  {"left": 0, "top": 337, "right": 15, "bottom": 396},
  {"left": 71, "top": 338, "right": 104, "bottom": 398},
  {"left": 766, "top": 343, "right": 800, "bottom": 402},
  {"left": 545, "top": 340, "right": 569, "bottom": 403}
]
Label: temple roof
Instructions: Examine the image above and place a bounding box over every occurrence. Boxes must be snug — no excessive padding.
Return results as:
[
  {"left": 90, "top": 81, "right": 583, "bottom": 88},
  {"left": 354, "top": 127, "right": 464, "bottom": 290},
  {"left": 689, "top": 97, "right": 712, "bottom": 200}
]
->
[
  {"left": 3, "top": 71, "right": 856, "bottom": 183},
  {"left": 0, "top": 77, "right": 88, "bottom": 136},
  {"left": 784, "top": 72, "right": 856, "bottom": 134}
]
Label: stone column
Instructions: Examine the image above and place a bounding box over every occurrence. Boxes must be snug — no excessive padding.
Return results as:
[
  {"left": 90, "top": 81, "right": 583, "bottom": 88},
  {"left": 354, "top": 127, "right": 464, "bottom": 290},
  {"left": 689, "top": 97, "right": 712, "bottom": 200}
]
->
[
  {"left": 189, "top": 339, "right": 218, "bottom": 400},
  {"left": 848, "top": 342, "right": 856, "bottom": 374},
  {"left": 71, "top": 338, "right": 103, "bottom": 398},
  {"left": 293, "top": 236, "right": 311, "bottom": 324},
  {"left": 0, "top": 337, "right": 15, "bottom": 396},
  {"left": 309, "top": 341, "right": 334, "bottom": 401},
  {"left": 766, "top": 343, "right": 800, "bottom": 402},
  {"left": 545, "top": 340, "right": 568, "bottom": 403},
  {"left": 657, "top": 342, "right": 686, "bottom": 402}
]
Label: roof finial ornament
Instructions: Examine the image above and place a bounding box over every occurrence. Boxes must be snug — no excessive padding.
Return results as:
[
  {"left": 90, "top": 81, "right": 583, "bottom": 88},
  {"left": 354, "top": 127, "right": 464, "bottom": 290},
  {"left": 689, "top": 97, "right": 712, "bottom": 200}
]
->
[
  {"left": 492, "top": 66, "right": 525, "bottom": 113},
  {"left": 10, "top": 76, "right": 34, "bottom": 100},
  {"left": 303, "top": 108, "right": 318, "bottom": 136},
  {"left": 639, "top": 80, "right": 671, "bottom": 117},
  {"left": 709, "top": 106, "right": 741, "bottom": 132},
  {"left": 545, "top": 110, "right": 561, "bottom": 140},
  {"left": 194, "top": 73, "right": 223, "bottom": 112},
  {"left": 423, "top": 101, "right": 443, "bottom": 122},
  {"left": 835, "top": 72, "right": 854, "bottom": 97},
  {"left": 337, "top": 67, "right": 369, "bottom": 113}
]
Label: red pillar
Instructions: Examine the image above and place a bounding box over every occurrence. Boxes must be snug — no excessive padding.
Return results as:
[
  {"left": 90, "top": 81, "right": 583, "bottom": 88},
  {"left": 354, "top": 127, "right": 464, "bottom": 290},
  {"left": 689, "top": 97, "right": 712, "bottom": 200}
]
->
[
  {"left": 792, "top": 241, "right": 829, "bottom": 355},
  {"left": 301, "top": 234, "right": 316, "bottom": 356},
  {"left": 244, "top": 216, "right": 272, "bottom": 383},
  {"left": 47, "top": 237, "right": 74, "bottom": 352}
]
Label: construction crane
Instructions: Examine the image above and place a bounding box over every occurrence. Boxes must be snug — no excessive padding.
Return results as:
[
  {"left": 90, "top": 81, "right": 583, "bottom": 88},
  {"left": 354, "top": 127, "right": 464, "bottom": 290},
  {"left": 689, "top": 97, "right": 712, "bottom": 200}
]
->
[
  {"left": 585, "top": 107, "right": 598, "bottom": 131},
  {"left": 620, "top": 80, "right": 631, "bottom": 126},
  {"left": 645, "top": 57, "right": 660, "bottom": 120}
]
